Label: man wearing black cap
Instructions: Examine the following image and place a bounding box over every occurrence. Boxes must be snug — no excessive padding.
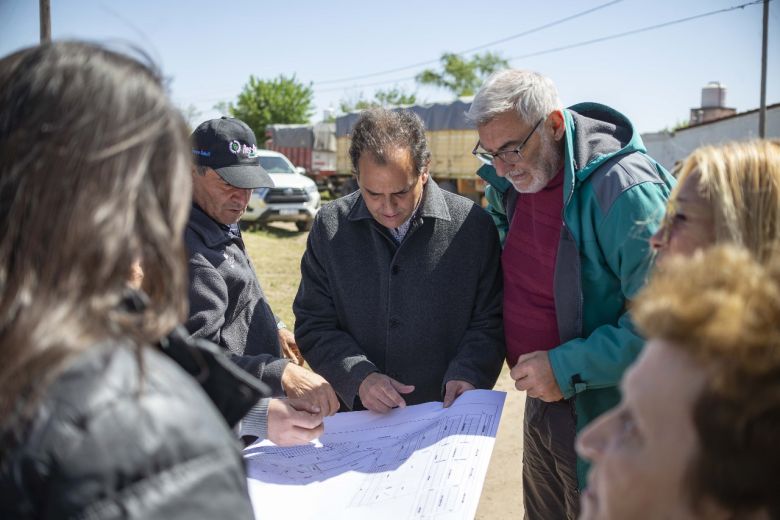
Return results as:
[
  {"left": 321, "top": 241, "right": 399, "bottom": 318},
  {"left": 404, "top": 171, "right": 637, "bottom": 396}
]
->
[{"left": 186, "top": 117, "right": 339, "bottom": 445}]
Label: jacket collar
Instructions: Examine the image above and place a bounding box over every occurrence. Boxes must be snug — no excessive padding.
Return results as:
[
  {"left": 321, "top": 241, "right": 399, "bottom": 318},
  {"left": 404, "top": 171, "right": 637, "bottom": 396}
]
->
[
  {"left": 187, "top": 203, "right": 234, "bottom": 248},
  {"left": 347, "top": 178, "right": 452, "bottom": 224},
  {"left": 565, "top": 102, "right": 644, "bottom": 182}
]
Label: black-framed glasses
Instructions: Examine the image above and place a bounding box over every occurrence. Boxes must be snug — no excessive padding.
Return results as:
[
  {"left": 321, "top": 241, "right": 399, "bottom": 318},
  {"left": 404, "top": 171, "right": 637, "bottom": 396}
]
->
[{"left": 472, "top": 118, "right": 544, "bottom": 166}]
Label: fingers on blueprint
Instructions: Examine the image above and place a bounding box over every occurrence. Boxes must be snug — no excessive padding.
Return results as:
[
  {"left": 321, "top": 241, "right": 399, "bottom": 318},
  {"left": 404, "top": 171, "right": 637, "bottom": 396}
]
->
[
  {"left": 358, "top": 372, "right": 415, "bottom": 414},
  {"left": 442, "top": 379, "right": 476, "bottom": 408},
  {"left": 267, "top": 398, "right": 325, "bottom": 446}
]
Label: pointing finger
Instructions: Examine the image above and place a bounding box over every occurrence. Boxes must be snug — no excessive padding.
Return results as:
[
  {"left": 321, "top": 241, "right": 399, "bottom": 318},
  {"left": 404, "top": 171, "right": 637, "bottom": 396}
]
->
[{"left": 379, "top": 384, "right": 407, "bottom": 409}]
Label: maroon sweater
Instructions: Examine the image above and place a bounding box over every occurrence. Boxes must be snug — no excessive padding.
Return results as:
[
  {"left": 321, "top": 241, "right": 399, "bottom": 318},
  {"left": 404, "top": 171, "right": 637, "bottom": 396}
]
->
[{"left": 502, "top": 170, "right": 564, "bottom": 366}]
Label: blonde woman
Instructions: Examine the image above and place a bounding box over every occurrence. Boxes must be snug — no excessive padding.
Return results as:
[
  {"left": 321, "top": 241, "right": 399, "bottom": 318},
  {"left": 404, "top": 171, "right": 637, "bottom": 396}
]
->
[{"left": 650, "top": 139, "right": 780, "bottom": 263}]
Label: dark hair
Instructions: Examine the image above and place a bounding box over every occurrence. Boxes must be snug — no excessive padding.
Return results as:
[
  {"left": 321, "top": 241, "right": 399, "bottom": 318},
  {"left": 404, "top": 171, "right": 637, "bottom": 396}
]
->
[
  {"left": 348, "top": 108, "right": 431, "bottom": 176},
  {"left": 0, "top": 42, "right": 192, "bottom": 423}
]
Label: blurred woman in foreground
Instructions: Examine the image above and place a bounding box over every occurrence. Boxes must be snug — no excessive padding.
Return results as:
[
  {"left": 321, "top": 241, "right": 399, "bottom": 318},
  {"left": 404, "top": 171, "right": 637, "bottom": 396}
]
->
[
  {"left": 578, "top": 245, "right": 780, "bottom": 519},
  {"left": 0, "top": 42, "right": 256, "bottom": 518},
  {"left": 577, "top": 139, "right": 780, "bottom": 519}
]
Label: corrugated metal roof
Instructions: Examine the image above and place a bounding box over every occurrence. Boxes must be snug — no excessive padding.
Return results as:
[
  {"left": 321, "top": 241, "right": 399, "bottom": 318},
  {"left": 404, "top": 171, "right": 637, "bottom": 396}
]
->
[
  {"left": 335, "top": 99, "right": 475, "bottom": 136},
  {"left": 266, "top": 124, "right": 313, "bottom": 148}
]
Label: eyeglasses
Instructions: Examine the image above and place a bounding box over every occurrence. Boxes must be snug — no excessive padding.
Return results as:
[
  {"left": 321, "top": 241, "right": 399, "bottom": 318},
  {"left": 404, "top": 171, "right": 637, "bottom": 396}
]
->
[{"left": 472, "top": 118, "right": 544, "bottom": 166}]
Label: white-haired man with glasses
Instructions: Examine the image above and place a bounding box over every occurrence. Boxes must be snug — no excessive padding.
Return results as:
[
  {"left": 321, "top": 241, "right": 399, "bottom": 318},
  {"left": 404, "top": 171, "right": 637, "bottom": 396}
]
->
[{"left": 467, "top": 69, "right": 675, "bottom": 519}]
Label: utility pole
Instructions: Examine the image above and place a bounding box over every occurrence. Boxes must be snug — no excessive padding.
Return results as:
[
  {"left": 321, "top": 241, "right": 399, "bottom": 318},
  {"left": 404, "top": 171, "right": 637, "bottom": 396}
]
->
[
  {"left": 759, "top": 0, "right": 769, "bottom": 138},
  {"left": 40, "top": 0, "right": 51, "bottom": 43}
]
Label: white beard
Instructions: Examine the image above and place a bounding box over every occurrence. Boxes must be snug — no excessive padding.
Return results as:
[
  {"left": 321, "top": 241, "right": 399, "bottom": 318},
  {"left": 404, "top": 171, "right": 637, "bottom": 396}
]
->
[{"left": 506, "top": 131, "right": 561, "bottom": 194}]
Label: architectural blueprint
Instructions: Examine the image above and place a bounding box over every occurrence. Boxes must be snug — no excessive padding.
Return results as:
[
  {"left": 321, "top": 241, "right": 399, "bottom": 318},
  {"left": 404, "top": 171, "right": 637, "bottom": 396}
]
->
[{"left": 244, "top": 389, "right": 506, "bottom": 520}]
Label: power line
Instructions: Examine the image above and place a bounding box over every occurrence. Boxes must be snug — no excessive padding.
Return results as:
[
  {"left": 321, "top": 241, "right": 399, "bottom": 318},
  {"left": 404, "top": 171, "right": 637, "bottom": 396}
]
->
[
  {"left": 313, "top": 0, "right": 766, "bottom": 95},
  {"left": 316, "top": 76, "right": 418, "bottom": 94},
  {"left": 507, "top": 0, "right": 765, "bottom": 62},
  {"left": 314, "top": 0, "right": 624, "bottom": 86},
  {"left": 190, "top": 0, "right": 768, "bottom": 104},
  {"left": 439, "top": 0, "right": 625, "bottom": 57}
]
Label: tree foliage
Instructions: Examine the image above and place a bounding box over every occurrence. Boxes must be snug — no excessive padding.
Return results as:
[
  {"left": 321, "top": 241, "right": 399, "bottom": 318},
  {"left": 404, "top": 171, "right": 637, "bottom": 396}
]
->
[
  {"left": 228, "top": 74, "right": 314, "bottom": 145},
  {"left": 416, "top": 52, "right": 508, "bottom": 97},
  {"left": 339, "top": 86, "right": 417, "bottom": 114},
  {"left": 374, "top": 87, "right": 417, "bottom": 107}
]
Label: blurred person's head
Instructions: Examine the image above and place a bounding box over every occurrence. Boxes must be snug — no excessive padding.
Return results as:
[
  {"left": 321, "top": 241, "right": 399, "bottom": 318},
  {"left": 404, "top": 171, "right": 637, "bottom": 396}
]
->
[
  {"left": 467, "top": 69, "right": 565, "bottom": 193},
  {"left": 190, "top": 117, "right": 273, "bottom": 225},
  {"left": 348, "top": 108, "right": 431, "bottom": 229},
  {"left": 650, "top": 140, "right": 780, "bottom": 264},
  {"left": 0, "top": 41, "right": 192, "bottom": 421},
  {"left": 577, "top": 245, "right": 780, "bottom": 520}
]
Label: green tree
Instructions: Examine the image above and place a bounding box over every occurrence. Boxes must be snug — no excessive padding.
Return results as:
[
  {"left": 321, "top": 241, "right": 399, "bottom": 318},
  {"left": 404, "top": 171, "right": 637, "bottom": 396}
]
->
[
  {"left": 374, "top": 87, "right": 417, "bottom": 107},
  {"left": 228, "top": 74, "right": 314, "bottom": 145},
  {"left": 339, "top": 86, "right": 417, "bottom": 114},
  {"left": 416, "top": 52, "right": 508, "bottom": 97}
]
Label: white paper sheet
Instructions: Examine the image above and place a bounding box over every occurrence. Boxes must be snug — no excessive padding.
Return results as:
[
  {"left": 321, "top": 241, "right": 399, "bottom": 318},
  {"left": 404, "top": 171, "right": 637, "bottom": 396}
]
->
[{"left": 244, "top": 389, "right": 506, "bottom": 520}]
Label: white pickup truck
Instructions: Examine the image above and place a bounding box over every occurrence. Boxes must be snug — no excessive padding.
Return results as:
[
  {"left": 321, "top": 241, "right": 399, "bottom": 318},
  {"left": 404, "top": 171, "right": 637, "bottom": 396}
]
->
[{"left": 240, "top": 149, "right": 321, "bottom": 232}]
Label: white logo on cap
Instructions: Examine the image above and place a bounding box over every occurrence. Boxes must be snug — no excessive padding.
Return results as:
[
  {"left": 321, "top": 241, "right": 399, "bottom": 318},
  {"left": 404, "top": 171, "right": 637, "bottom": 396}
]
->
[{"left": 228, "top": 140, "right": 258, "bottom": 158}]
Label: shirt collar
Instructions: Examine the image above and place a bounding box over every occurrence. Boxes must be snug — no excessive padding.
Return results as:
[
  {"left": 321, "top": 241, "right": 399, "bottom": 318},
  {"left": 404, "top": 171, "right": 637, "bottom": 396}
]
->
[
  {"left": 347, "top": 178, "right": 452, "bottom": 224},
  {"left": 187, "top": 203, "right": 238, "bottom": 248}
]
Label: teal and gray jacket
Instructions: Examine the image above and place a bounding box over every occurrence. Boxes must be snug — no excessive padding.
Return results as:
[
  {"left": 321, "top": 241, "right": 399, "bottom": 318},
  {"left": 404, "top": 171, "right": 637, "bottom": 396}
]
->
[{"left": 478, "top": 102, "right": 675, "bottom": 486}]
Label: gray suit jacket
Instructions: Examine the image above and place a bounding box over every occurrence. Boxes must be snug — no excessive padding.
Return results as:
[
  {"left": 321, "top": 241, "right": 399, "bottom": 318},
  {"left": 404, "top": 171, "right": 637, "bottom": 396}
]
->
[{"left": 294, "top": 180, "right": 505, "bottom": 409}]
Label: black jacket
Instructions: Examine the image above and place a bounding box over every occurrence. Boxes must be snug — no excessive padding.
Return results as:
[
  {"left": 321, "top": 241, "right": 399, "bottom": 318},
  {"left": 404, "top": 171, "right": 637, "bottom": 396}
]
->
[
  {"left": 0, "top": 340, "right": 258, "bottom": 519},
  {"left": 185, "top": 204, "right": 288, "bottom": 395}
]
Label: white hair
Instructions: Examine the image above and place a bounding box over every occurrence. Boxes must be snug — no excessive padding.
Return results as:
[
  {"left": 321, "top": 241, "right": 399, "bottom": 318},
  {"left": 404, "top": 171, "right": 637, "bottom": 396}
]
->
[{"left": 466, "top": 69, "right": 562, "bottom": 126}]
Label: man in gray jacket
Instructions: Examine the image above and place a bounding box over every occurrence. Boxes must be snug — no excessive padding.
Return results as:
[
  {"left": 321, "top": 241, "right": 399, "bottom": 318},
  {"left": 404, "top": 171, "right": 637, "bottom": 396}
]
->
[
  {"left": 186, "top": 117, "right": 339, "bottom": 444},
  {"left": 294, "top": 108, "right": 505, "bottom": 413}
]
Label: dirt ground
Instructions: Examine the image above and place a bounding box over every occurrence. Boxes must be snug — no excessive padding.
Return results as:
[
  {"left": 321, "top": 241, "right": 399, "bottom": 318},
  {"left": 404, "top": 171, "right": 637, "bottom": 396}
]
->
[
  {"left": 245, "top": 223, "right": 526, "bottom": 519},
  {"left": 475, "top": 366, "right": 525, "bottom": 519}
]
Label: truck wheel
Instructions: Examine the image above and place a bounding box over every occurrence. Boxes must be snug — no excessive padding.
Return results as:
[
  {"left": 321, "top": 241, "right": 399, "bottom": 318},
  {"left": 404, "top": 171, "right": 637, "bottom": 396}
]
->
[{"left": 296, "top": 220, "right": 313, "bottom": 232}]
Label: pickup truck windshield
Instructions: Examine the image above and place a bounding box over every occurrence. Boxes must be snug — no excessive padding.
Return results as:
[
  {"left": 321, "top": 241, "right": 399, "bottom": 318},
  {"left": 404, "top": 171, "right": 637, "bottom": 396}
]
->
[{"left": 259, "top": 156, "right": 294, "bottom": 174}]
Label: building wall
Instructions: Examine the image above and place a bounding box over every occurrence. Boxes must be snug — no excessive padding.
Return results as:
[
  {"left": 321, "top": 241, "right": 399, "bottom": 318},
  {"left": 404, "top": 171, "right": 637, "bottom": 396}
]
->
[
  {"left": 336, "top": 129, "right": 482, "bottom": 178},
  {"left": 689, "top": 106, "right": 736, "bottom": 126},
  {"left": 643, "top": 105, "right": 780, "bottom": 171}
]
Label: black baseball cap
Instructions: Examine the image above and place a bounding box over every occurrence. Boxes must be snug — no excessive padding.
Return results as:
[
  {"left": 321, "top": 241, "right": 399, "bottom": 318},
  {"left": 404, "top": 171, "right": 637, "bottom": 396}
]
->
[{"left": 191, "top": 117, "right": 274, "bottom": 189}]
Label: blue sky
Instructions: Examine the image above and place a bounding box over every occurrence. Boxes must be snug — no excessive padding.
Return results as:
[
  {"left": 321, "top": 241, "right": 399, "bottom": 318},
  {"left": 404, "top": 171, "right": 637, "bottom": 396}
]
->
[{"left": 1, "top": 0, "right": 777, "bottom": 133}]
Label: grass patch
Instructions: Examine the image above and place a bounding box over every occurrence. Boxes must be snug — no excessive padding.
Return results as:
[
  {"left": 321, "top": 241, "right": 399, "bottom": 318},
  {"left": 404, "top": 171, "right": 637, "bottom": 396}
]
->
[{"left": 242, "top": 222, "right": 308, "bottom": 327}]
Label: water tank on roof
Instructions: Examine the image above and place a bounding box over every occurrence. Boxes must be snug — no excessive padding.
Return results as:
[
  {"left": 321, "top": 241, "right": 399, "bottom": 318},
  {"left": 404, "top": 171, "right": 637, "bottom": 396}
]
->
[{"left": 701, "top": 81, "right": 727, "bottom": 108}]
